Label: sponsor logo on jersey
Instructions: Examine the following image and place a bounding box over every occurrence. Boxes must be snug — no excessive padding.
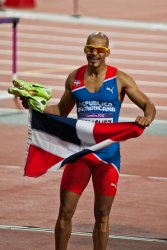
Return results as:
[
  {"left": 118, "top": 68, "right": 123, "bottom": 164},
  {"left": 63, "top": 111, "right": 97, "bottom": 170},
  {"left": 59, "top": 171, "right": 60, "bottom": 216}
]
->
[{"left": 106, "top": 87, "right": 114, "bottom": 93}]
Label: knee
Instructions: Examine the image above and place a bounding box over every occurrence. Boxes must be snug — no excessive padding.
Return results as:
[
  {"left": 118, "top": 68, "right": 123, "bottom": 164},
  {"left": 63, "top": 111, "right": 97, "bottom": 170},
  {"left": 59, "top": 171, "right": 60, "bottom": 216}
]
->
[
  {"left": 95, "top": 209, "right": 110, "bottom": 232},
  {"left": 57, "top": 205, "right": 74, "bottom": 228}
]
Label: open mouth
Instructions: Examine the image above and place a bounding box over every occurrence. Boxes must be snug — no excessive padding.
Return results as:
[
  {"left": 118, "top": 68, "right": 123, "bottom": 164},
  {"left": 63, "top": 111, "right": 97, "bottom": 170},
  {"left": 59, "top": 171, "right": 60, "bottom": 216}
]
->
[{"left": 88, "top": 56, "right": 100, "bottom": 63}]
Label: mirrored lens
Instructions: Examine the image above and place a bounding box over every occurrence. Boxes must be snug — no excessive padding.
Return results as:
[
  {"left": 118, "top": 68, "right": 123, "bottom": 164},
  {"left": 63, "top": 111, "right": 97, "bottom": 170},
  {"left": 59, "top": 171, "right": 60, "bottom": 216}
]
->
[{"left": 84, "top": 46, "right": 108, "bottom": 54}]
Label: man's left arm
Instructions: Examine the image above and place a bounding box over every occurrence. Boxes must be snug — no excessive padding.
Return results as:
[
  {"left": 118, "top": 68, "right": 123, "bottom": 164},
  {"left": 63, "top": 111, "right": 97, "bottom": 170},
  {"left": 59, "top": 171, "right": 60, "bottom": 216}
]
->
[{"left": 117, "top": 70, "right": 156, "bottom": 127}]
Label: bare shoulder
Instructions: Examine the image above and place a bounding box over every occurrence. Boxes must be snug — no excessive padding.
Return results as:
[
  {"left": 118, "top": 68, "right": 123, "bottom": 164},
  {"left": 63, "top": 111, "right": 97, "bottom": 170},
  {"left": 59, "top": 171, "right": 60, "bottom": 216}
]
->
[
  {"left": 117, "top": 69, "right": 138, "bottom": 89},
  {"left": 65, "top": 69, "right": 78, "bottom": 90},
  {"left": 116, "top": 69, "right": 138, "bottom": 101}
]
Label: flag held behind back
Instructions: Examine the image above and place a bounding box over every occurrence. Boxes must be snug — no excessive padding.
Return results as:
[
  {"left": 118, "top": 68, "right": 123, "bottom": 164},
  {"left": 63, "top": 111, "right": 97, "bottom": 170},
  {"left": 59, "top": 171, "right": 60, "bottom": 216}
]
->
[{"left": 24, "top": 110, "right": 144, "bottom": 177}]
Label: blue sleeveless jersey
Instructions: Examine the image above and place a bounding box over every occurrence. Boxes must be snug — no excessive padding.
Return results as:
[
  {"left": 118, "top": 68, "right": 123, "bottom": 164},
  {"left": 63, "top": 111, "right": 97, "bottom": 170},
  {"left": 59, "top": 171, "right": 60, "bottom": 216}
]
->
[{"left": 71, "top": 65, "right": 122, "bottom": 171}]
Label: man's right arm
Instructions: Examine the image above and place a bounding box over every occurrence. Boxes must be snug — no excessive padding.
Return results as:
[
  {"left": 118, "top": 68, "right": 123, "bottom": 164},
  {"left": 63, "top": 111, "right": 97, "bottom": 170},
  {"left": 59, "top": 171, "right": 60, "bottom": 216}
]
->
[
  {"left": 44, "top": 72, "right": 76, "bottom": 116},
  {"left": 21, "top": 71, "right": 76, "bottom": 117}
]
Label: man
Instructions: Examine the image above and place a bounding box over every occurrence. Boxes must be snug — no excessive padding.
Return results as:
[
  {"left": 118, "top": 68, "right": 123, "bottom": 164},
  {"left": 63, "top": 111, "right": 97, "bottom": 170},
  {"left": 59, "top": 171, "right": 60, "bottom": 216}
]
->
[{"left": 21, "top": 32, "right": 156, "bottom": 250}]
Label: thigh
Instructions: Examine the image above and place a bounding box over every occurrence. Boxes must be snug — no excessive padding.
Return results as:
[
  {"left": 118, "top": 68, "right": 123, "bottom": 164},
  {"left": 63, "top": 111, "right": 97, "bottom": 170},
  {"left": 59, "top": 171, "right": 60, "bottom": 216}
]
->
[
  {"left": 92, "top": 163, "right": 119, "bottom": 196},
  {"left": 61, "top": 157, "right": 92, "bottom": 195}
]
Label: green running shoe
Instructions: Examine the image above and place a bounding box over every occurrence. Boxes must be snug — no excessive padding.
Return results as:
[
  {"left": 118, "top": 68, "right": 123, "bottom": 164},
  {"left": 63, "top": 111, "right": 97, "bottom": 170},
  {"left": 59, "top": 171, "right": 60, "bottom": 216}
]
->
[
  {"left": 28, "top": 96, "right": 47, "bottom": 113},
  {"left": 8, "top": 86, "right": 31, "bottom": 98},
  {"left": 8, "top": 79, "right": 53, "bottom": 113},
  {"left": 11, "top": 79, "right": 52, "bottom": 100}
]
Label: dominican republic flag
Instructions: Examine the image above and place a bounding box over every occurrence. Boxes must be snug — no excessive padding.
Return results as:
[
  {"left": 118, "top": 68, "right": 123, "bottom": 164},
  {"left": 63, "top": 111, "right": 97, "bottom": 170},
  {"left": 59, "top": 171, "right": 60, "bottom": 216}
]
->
[{"left": 24, "top": 110, "right": 144, "bottom": 177}]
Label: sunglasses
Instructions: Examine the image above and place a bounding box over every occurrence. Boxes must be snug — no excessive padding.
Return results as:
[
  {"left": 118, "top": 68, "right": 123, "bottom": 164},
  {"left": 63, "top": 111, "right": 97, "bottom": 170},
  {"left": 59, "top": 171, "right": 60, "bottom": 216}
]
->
[{"left": 84, "top": 45, "right": 110, "bottom": 54}]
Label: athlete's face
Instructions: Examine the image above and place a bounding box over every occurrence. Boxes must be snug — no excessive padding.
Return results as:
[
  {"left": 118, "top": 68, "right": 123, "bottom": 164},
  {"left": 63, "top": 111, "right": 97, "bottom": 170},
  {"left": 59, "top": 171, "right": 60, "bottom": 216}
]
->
[{"left": 84, "top": 37, "right": 110, "bottom": 68}]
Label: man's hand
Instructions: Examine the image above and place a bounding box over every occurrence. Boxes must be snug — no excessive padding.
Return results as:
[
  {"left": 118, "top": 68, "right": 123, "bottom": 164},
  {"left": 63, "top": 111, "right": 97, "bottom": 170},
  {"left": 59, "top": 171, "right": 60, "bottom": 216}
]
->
[
  {"left": 135, "top": 116, "right": 152, "bottom": 128},
  {"left": 20, "top": 96, "right": 29, "bottom": 109}
]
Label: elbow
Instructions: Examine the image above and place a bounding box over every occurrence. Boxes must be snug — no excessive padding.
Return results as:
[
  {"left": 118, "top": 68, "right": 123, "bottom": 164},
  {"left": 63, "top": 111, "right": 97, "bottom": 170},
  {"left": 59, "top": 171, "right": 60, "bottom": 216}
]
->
[
  {"left": 150, "top": 102, "right": 156, "bottom": 116},
  {"left": 153, "top": 103, "right": 156, "bottom": 115},
  {"left": 145, "top": 102, "right": 156, "bottom": 121}
]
